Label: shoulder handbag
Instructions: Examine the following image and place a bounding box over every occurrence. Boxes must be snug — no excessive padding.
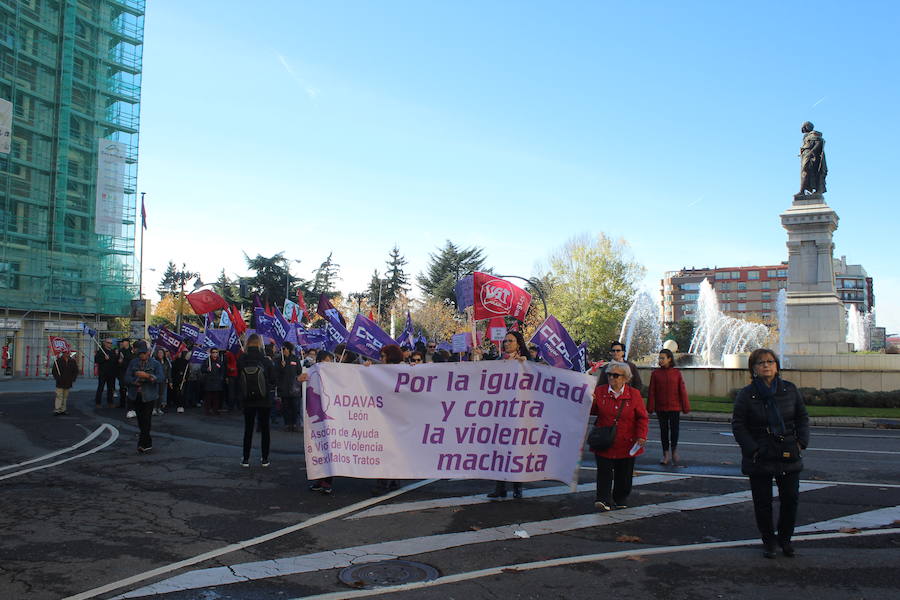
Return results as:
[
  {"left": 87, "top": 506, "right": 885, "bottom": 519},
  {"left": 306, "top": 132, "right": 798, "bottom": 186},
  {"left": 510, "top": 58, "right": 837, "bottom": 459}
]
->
[{"left": 588, "top": 397, "right": 627, "bottom": 451}]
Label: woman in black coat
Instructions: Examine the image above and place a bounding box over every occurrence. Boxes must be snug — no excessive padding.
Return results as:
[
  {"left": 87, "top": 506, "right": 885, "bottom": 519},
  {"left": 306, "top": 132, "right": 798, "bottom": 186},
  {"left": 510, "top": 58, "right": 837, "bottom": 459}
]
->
[
  {"left": 732, "top": 348, "right": 810, "bottom": 559},
  {"left": 237, "top": 334, "right": 275, "bottom": 467}
]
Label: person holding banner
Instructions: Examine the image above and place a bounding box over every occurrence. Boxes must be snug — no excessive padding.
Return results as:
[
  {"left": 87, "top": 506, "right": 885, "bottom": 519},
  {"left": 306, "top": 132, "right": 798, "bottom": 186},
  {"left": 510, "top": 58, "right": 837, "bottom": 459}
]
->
[
  {"left": 590, "top": 361, "right": 648, "bottom": 511},
  {"left": 487, "top": 331, "right": 533, "bottom": 500},
  {"left": 93, "top": 339, "right": 118, "bottom": 408},
  {"left": 238, "top": 334, "right": 275, "bottom": 467}
]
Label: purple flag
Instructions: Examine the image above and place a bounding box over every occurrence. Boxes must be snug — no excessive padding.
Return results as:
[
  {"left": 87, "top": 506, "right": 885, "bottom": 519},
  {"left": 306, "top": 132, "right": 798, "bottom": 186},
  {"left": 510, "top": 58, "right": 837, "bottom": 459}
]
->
[
  {"left": 323, "top": 319, "right": 349, "bottom": 353},
  {"left": 296, "top": 327, "right": 327, "bottom": 350},
  {"left": 528, "top": 315, "right": 577, "bottom": 370},
  {"left": 574, "top": 341, "right": 589, "bottom": 373},
  {"left": 436, "top": 341, "right": 452, "bottom": 353},
  {"left": 147, "top": 325, "right": 160, "bottom": 342},
  {"left": 346, "top": 314, "right": 397, "bottom": 361},
  {"left": 205, "top": 328, "right": 232, "bottom": 350},
  {"left": 415, "top": 334, "right": 427, "bottom": 348},
  {"left": 454, "top": 274, "right": 474, "bottom": 313},
  {"left": 397, "top": 311, "right": 415, "bottom": 349},
  {"left": 189, "top": 347, "right": 210, "bottom": 364},
  {"left": 180, "top": 323, "right": 201, "bottom": 342},
  {"left": 155, "top": 327, "right": 184, "bottom": 356},
  {"left": 270, "top": 305, "right": 291, "bottom": 346},
  {"left": 254, "top": 307, "right": 275, "bottom": 340}
]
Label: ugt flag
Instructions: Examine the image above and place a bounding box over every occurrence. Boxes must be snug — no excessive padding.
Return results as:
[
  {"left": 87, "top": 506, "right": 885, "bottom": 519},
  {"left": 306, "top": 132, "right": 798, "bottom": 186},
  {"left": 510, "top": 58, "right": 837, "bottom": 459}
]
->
[
  {"left": 529, "top": 315, "right": 578, "bottom": 370},
  {"left": 472, "top": 272, "right": 531, "bottom": 322},
  {"left": 185, "top": 289, "right": 228, "bottom": 315},
  {"left": 346, "top": 314, "right": 397, "bottom": 361},
  {"left": 48, "top": 336, "right": 71, "bottom": 356}
]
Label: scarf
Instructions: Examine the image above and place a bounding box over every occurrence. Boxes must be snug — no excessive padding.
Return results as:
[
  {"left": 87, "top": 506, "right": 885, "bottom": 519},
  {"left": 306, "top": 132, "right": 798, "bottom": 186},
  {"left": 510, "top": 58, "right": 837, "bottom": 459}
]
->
[{"left": 753, "top": 376, "right": 785, "bottom": 436}]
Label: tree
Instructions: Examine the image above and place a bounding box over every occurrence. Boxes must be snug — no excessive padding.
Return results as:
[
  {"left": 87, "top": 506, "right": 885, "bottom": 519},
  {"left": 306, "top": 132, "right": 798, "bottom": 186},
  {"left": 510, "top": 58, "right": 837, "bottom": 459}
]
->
[
  {"left": 663, "top": 319, "right": 695, "bottom": 353},
  {"left": 541, "top": 233, "right": 646, "bottom": 352},
  {"left": 153, "top": 293, "right": 196, "bottom": 325},
  {"left": 156, "top": 261, "right": 179, "bottom": 299},
  {"left": 410, "top": 298, "right": 460, "bottom": 342},
  {"left": 244, "top": 252, "right": 310, "bottom": 307},
  {"left": 416, "top": 240, "right": 487, "bottom": 307},
  {"left": 311, "top": 252, "right": 341, "bottom": 298},
  {"left": 214, "top": 270, "right": 241, "bottom": 305}
]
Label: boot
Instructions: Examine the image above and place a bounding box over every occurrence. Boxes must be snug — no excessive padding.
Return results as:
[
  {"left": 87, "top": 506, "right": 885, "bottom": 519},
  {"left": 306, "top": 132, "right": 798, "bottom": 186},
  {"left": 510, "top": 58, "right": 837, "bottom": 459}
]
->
[{"left": 660, "top": 451, "right": 670, "bottom": 465}]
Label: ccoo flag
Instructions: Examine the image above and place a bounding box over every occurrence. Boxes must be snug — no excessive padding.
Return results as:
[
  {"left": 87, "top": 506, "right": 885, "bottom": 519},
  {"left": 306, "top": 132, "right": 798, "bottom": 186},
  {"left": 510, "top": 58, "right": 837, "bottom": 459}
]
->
[{"left": 345, "top": 314, "right": 397, "bottom": 361}]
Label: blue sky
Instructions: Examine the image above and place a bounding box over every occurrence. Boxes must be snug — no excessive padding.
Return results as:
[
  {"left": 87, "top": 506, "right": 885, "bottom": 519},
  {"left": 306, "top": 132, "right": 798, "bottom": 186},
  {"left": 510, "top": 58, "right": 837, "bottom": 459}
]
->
[{"left": 136, "top": 1, "right": 900, "bottom": 333}]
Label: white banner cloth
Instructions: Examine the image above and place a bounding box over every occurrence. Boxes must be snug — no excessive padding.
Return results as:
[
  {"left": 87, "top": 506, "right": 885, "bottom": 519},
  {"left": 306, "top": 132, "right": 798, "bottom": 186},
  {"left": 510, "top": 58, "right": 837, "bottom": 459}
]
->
[{"left": 304, "top": 361, "right": 595, "bottom": 483}]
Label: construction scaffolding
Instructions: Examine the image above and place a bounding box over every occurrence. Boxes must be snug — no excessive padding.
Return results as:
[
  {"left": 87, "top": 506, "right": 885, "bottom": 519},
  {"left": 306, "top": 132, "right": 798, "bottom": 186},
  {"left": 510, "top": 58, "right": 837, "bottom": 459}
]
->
[{"left": 0, "top": 0, "right": 146, "bottom": 317}]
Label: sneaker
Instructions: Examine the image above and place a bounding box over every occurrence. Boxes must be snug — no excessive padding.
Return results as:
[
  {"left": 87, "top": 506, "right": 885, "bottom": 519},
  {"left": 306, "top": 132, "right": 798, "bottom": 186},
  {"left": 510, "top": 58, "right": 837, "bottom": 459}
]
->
[
  {"left": 137, "top": 446, "right": 152, "bottom": 453},
  {"left": 176, "top": 407, "right": 185, "bottom": 413},
  {"left": 126, "top": 410, "right": 136, "bottom": 418},
  {"left": 613, "top": 504, "right": 628, "bottom": 510},
  {"left": 308, "top": 481, "right": 324, "bottom": 492},
  {"left": 594, "top": 501, "right": 611, "bottom": 512},
  {"left": 240, "top": 459, "right": 250, "bottom": 467},
  {"left": 320, "top": 482, "right": 333, "bottom": 495},
  {"left": 261, "top": 459, "right": 270, "bottom": 467}
]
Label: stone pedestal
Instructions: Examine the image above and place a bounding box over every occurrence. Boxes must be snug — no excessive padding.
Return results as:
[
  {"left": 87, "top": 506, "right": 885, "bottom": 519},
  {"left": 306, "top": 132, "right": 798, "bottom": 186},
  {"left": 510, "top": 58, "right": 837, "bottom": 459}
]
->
[{"left": 780, "top": 194, "right": 850, "bottom": 355}]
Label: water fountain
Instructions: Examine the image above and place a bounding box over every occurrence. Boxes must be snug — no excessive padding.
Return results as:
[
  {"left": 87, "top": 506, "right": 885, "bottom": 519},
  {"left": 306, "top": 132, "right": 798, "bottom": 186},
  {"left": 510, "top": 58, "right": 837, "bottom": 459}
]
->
[
  {"left": 688, "top": 279, "right": 769, "bottom": 366},
  {"left": 618, "top": 291, "right": 661, "bottom": 363},
  {"left": 845, "top": 304, "right": 871, "bottom": 352},
  {"left": 776, "top": 288, "right": 789, "bottom": 367}
]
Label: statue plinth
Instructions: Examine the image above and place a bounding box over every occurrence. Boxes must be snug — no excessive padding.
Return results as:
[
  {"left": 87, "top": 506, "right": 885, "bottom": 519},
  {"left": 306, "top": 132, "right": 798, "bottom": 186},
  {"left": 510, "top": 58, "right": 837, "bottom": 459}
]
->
[{"left": 780, "top": 196, "right": 851, "bottom": 355}]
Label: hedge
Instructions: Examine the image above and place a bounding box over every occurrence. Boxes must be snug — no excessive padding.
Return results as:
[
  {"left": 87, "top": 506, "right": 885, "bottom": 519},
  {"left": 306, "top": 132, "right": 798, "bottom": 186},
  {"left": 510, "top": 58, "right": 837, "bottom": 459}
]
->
[{"left": 728, "top": 387, "right": 900, "bottom": 409}]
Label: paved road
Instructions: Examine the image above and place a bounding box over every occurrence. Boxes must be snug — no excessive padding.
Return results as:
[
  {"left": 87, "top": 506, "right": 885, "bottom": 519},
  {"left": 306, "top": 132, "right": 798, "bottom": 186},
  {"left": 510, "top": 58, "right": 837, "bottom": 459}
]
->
[{"left": 1, "top": 390, "right": 898, "bottom": 599}]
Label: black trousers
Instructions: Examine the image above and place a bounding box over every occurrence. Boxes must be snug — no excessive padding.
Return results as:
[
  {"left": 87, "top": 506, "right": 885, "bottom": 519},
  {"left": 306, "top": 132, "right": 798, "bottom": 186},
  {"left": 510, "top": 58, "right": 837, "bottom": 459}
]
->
[
  {"left": 749, "top": 470, "right": 800, "bottom": 543},
  {"left": 136, "top": 399, "right": 153, "bottom": 449},
  {"left": 282, "top": 395, "right": 298, "bottom": 426},
  {"left": 95, "top": 373, "right": 116, "bottom": 405},
  {"left": 117, "top": 375, "right": 128, "bottom": 407},
  {"left": 243, "top": 407, "right": 271, "bottom": 461},
  {"left": 595, "top": 455, "right": 636, "bottom": 505},
  {"left": 657, "top": 411, "right": 681, "bottom": 452}
]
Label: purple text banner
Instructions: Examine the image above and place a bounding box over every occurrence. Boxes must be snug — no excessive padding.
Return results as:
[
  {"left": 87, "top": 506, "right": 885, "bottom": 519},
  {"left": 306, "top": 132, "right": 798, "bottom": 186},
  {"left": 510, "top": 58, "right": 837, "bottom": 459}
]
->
[{"left": 303, "top": 361, "right": 595, "bottom": 483}]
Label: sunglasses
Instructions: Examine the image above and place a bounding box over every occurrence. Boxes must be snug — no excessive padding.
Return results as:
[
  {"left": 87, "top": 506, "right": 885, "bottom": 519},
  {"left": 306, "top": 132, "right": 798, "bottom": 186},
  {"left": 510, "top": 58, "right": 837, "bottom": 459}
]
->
[
  {"left": 411, "top": 358, "right": 422, "bottom": 363},
  {"left": 608, "top": 373, "right": 626, "bottom": 379}
]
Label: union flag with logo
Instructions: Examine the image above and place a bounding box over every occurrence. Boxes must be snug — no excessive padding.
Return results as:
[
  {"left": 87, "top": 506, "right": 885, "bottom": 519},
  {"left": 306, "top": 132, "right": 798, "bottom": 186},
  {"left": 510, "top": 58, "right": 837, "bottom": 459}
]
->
[{"left": 472, "top": 272, "right": 532, "bottom": 322}]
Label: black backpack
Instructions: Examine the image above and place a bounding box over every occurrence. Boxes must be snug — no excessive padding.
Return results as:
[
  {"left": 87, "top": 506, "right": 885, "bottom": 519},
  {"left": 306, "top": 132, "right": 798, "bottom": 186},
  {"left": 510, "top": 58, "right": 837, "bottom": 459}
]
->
[{"left": 240, "top": 363, "right": 267, "bottom": 402}]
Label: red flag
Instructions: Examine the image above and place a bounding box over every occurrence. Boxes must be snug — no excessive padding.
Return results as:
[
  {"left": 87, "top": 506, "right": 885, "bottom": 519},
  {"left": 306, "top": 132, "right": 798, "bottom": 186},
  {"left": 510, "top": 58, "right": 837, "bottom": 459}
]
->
[
  {"left": 185, "top": 289, "right": 228, "bottom": 315},
  {"left": 141, "top": 196, "right": 147, "bottom": 230},
  {"left": 368, "top": 310, "right": 376, "bottom": 323},
  {"left": 509, "top": 321, "right": 520, "bottom": 332},
  {"left": 289, "top": 306, "right": 298, "bottom": 323},
  {"left": 48, "top": 336, "right": 71, "bottom": 356},
  {"left": 230, "top": 304, "right": 247, "bottom": 335},
  {"left": 265, "top": 299, "right": 274, "bottom": 317},
  {"left": 472, "top": 272, "right": 532, "bottom": 322},
  {"left": 297, "top": 291, "right": 308, "bottom": 322}
]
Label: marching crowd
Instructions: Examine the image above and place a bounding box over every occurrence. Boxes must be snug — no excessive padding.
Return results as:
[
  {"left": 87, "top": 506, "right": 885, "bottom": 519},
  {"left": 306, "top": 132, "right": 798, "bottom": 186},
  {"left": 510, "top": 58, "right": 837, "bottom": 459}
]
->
[{"left": 52, "top": 331, "right": 808, "bottom": 559}]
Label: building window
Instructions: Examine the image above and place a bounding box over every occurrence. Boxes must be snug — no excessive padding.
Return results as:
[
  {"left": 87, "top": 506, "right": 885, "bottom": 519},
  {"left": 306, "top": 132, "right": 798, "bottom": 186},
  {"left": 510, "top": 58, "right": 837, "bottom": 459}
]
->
[
  {"left": 777, "top": 269, "right": 787, "bottom": 277},
  {"left": 761, "top": 280, "right": 771, "bottom": 289},
  {"left": 737, "top": 282, "right": 747, "bottom": 290},
  {"left": 762, "top": 292, "right": 771, "bottom": 300},
  {"left": 681, "top": 293, "right": 698, "bottom": 301},
  {"left": 762, "top": 302, "right": 771, "bottom": 310},
  {"left": 731, "top": 271, "right": 740, "bottom": 279},
  {"left": 748, "top": 271, "right": 759, "bottom": 280},
  {"left": 680, "top": 282, "right": 699, "bottom": 291},
  {"left": 715, "top": 272, "right": 727, "bottom": 280},
  {"left": 721, "top": 302, "right": 730, "bottom": 311},
  {"left": 738, "top": 292, "right": 747, "bottom": 300},
  {"left": 737, "top": 303, "right": 747, "bottom": 311},
  {"left": 767, "top": 269, "right": 777, "bottom": 277}
]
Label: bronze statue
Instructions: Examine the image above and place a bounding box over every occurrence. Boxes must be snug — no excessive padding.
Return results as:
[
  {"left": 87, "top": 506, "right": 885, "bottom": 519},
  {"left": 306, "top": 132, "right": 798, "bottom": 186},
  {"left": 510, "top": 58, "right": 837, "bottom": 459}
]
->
[{"left": 799, "top": 121, "right": 827, "bottom": 195}]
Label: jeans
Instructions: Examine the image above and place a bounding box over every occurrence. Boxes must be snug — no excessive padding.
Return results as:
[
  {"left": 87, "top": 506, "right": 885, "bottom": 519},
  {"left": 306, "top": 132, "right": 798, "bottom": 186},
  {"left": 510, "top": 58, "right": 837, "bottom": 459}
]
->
[
  {"left": 749, "top": 471, "right": 800, "bottom": 543},
  {"left": 657, "top": 411, "right": 681, "bottom": 452},
  {"left": 595, "top": 455, "right": 636, "bottom": 505},
  {"left": 243, "top": 407, "right": 271, "bottom": 462},
  {"left": 136, "top": 399, "right": 153, "bottom": 449}
]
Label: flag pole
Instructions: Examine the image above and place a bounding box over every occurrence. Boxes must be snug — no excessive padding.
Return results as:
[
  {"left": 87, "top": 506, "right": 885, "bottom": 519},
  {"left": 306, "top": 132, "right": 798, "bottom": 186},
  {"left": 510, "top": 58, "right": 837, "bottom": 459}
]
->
[{"left": 138, "top": 192, "right": 145, "bottom": 299}]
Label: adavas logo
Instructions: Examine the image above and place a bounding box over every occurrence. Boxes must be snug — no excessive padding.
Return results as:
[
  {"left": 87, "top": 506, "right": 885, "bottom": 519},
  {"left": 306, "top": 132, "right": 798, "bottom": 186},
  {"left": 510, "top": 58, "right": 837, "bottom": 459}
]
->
[
  {"left": 479, "top": 278, "right": 514, "bottom": 315},
  {"left": 306, "top": 375, "right": 334, "bottom": 423}
]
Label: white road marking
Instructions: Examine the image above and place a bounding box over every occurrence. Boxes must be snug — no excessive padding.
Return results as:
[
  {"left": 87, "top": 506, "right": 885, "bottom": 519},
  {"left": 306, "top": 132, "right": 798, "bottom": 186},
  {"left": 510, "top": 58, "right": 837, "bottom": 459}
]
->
[
  {"left": 348, "top": 474, "right": 687, "bottom": 520},
  {"left": 645, "top": 439, "right": 900, "bottom": 455},
  {"left": 294, "top": 528, "right": 900, "bottom": 600},
  {"left": 795, "top": 505, "right": 900, "bottom": 533},
  {"left": 0, "top": 424, "right": 119, "bottom": 481},
  {"left": 64, "top": 478, "right": 438, "bottom": 600},
  {"left": 626, "top": 469, "right": 900, "bottom": 489},
  {"left": 115, "top": 483, "right": 832, "bottom": 598}
]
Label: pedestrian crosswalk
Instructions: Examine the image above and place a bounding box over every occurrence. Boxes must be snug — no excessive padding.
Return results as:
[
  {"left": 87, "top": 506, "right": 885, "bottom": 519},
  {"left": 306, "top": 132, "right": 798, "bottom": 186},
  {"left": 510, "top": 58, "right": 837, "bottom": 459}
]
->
[{"left": 111, "top": 477, "right": 864, "bottom": 599}]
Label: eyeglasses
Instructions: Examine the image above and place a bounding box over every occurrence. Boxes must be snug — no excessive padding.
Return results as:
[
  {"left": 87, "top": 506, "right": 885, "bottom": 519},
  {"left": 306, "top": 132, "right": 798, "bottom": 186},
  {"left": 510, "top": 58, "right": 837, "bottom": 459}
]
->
[
  {"left": 608, "top": 373, "right": 626, "bottom": 379},
  {"left": 427, "top": 346, "right": 436, "bottom": 349},
  {"left": 756, "top": 360, "right": 776, "bottom": 366},
  {"left": 611, "top": 349, "right": 624, "bottom": 353}
]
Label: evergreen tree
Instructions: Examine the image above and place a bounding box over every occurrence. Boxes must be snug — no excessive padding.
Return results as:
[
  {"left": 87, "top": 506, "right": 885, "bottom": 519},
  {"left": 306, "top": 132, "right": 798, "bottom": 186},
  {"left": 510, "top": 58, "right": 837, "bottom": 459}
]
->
[
  {"left": 244, "top": 252, "right": 309, "bottom": 308},
  {"left": 367, "top": 269, "right": 386, "bottom": 312},
  {"left": 214, "top": 270, "right": 241, "bottom": 304},
  {"left": 156, "top": 261, "right": 179, "bottom": 299},
  {"left": 311, "top": 252, "right": 341, "bottom": 298},
  {"left": 383, "top": 245, "right": 410, "bottom": 307},
  {"left": 416, "top": 240, "right": 487, "bottom": 307}
]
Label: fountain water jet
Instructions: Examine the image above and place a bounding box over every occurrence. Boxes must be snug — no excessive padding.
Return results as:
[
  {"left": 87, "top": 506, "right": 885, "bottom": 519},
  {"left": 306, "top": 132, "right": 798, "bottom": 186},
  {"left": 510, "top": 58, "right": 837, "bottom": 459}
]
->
[
  {"left": 688, "top": 279, "right": 769, "bottom": 366},
  {"left": 619, "top": 292, "right": 662, "bottom": 362}
]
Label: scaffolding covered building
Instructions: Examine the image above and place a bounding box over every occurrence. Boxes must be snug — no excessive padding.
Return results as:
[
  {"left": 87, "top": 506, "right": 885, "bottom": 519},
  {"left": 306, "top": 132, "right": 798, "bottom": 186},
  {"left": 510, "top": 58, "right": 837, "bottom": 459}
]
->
[{"left": 0, "top": 0, "right": 145, "bottom": 377}]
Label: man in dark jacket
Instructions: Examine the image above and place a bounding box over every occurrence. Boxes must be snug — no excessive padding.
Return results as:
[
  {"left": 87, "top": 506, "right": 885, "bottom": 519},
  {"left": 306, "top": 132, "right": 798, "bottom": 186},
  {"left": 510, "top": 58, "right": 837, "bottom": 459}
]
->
[
  {"left": 116, "top": 339, "right": 133, "bottom": 412},
  {"left": 273, "top": 341, "right": 303, "bottom": 432},
  {"left": 599, "top": 342, "right": 643, "bottom": 395},
  {"left": 94, "top": 339, "right": 118, "bottom": 408},
  {"left": 201, "top": 348, "right": 225, "bottom": 415},
  {"left": 53, "top": 351, "right": 79, "bottom": 415},
  {"left": 126, "top": 340, "right": 163, "bottom": 453}
]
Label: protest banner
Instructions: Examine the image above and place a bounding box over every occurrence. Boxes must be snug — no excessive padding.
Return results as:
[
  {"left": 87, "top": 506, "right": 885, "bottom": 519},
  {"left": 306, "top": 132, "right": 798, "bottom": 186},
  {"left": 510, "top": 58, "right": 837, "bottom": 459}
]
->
[
  {"left": 450, "top": 333, "right": 469, "bottom": 353},
  {"left": 303, "top": 361, "right": 595, "bottom": 482},
  {"left": 454, "top": 274, "right": 474, "bottom": 314},
  {"left": 488, "top": 316, "right": 506, "bottom": 343}
]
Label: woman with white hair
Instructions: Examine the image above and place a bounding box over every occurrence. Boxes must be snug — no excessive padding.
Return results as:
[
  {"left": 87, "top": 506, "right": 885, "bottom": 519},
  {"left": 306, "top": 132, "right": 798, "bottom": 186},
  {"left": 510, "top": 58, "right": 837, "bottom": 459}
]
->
[{"left": 589, "top": 360, "right": 648, "bottom": 511}]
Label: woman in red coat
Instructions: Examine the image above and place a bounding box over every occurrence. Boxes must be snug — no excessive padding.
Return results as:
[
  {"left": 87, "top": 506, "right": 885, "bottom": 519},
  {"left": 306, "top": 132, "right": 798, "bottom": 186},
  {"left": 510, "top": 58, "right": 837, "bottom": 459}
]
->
[
  {"left": 647, "top": 348, "right": 690, "bottom": 465},
  {"left": 590, "top": 361, "right": 648, "bottom": 511}
]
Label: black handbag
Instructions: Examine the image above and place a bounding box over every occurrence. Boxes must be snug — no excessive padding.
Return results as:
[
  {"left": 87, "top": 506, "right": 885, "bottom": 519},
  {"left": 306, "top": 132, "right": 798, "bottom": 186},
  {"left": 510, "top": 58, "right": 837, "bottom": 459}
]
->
[{"left": 588, "top": 398, "right": 627, "bottom": 451}]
